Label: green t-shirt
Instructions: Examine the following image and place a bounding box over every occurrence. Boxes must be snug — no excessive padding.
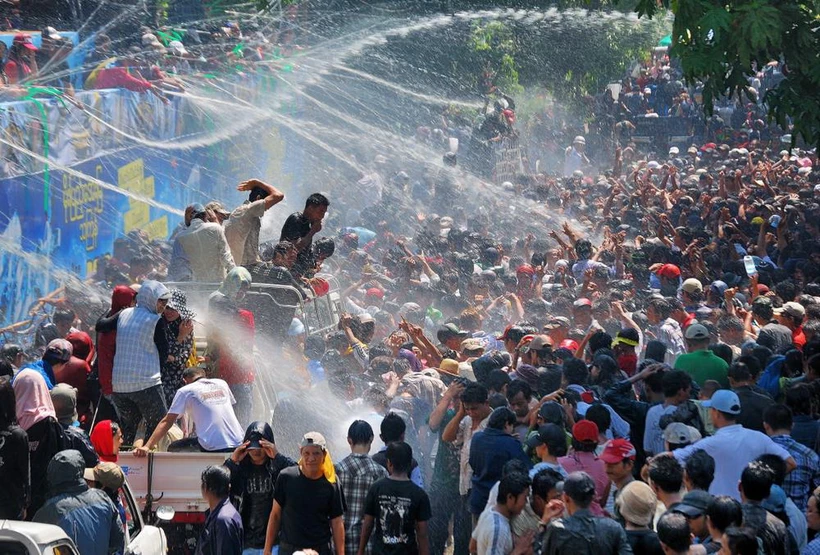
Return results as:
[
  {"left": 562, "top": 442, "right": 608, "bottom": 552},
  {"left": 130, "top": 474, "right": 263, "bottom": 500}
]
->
[{"left": 674, "top": 350, "right": 730, "bottom": 388}]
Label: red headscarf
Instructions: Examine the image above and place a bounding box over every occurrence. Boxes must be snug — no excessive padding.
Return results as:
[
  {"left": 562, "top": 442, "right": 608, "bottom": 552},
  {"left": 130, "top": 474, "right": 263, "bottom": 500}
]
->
[
  {"left": 90, "top": 419, "right": 118, "bottom": 463},
  {"left": 66, "top": 331, "right": 95, "bottom": 365}
]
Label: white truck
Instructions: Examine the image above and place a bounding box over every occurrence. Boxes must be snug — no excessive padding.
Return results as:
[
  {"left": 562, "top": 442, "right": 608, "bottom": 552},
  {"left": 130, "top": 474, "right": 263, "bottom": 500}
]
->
[{"left": 0, "top": 477, "right": 169, "bottom": 555}]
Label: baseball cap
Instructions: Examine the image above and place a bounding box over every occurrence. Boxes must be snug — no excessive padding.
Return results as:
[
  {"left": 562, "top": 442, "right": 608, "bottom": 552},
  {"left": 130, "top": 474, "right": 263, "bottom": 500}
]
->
[
  {"left": 559, "top": 339, "right": 579, "bottom": 351},
  {"left": 42, "top": 26, "right": 62, "bottom": 41},
  {"left": 526, "top": 424, "right": 566, "bottom": 449},
  {"left": 439, "top": 323, "right": 469, "bottom": 339},
  {"left": 13, "top": 33, "right": 37, "bottom": 50},
  {"left": 544, "top": 316, "right": 571, "bottom": 330},
  {"left": 681, "top": 278, "right": 703, "bottom": 293},
  {"left": 538, "top": 402, "right": 566, "bottom": 426},
  {"left": 774, "top": 301, "right": 805, "bottom": 320},
  {"left": 656, "top": 263, "right": 681, "bottom": 279},
  {"left": 684, "top": 323, "right": 710, "bottom": 340},
  {"left": 168, "top": 40, "right": 188, "bottom": 55},
  {"left": 205, "top": 200, "right": 231, "bottom": 217},
  {"left": 573, "top": 298, "right": 593, "bottom": 309},
  {"left": 663, "top": 422, "right": 702, "bottom": 445},
  {"left": 300, "top": 431, "right": 327, "bottom": 450},
  {"left": 573, "top": 136, "right": 586, "bottom": 145},
  {"left": 572, "top": 420, "right": 599, "bottom": 443},
  {"left": 189, "top": 202, "right": 206, "bottom": 216},
  {"left": 600, "top": 439, "right": 637, "bottom": 464},
  {"left": 365, "top": 288, "right": 384, "bottom": 300},
  {"left": 703, "top": 389, "right": 742, "bottom": 415},
  {"left": 83, "top": 462, "right": 125, "bottom": 490},
  {"left": 521, "top": 335, "right": 553, "bottom": 354},
  {"left": 616, "top": 481, "right": 657, "bottom": 527},
  {"left": 673, "top": 490, "right": 713, "bottom": 518},
  {"left": 44, "top": 338, "right": 73, "bottom": 363},
  {"left": 460, "top": 338, "right": 485, "bottom": 353},
  {"left": 682, "top": 278, "right": 703, "bottom": 294}
]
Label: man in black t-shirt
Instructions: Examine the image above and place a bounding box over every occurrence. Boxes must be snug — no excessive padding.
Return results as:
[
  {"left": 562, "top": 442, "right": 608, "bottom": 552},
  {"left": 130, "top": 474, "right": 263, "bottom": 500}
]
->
[
  {"left": 360, "top": 442, "right": 431, "bottom": 555},
  {"left": 264, "top": 431, "right": 346, "bottom": 555},
  {"left": 280, "top": 193, "right": 329, "bottom": 279}
]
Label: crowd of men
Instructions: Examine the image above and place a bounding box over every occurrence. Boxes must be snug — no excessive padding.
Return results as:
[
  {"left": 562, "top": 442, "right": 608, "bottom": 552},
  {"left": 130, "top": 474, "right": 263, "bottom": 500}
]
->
[{"left": 1, "top": 19, "right": 820, "bottom": 555}]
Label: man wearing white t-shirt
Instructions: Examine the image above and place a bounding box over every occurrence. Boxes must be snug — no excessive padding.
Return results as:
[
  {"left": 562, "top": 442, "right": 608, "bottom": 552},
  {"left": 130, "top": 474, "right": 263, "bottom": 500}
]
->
[
  {"left": 133, "top": 366, "right": 244, "bottom": 456},
  {"left": 471, "top": 473, "right": 533, "bottom": 555}
]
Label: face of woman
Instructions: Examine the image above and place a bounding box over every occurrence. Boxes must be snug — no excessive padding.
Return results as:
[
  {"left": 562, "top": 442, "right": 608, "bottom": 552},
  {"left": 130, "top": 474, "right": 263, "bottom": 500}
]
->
[
  {"left": 113, "top": 426, "right": 124, "bottom": 454},
  {"left": 164, "top": 307, "right": 180, "bottom": 322}
]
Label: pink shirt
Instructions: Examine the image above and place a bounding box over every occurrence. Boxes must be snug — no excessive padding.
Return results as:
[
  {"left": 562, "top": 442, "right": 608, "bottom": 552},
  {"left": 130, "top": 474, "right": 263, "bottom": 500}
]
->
[{"left": 558, "top": 451, "right": 610, "bottom": 516}]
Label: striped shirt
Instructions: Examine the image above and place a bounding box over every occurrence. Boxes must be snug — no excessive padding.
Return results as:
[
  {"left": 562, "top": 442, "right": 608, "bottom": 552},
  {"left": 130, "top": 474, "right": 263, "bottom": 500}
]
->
[
  {"left": 771, "top": 434, "right": 820, "bottom": 512},
  {"left": 473, "top": 507, "right": 513, "bottom": 555}
]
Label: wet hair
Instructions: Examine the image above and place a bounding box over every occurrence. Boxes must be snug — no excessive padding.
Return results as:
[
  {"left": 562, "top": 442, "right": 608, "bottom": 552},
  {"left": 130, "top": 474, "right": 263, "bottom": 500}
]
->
[
  {"left": 723, "top": 527, "right": 759, "bottom": 555},
  {"left": 648, "top": 455, "right": 684, "bottom": 494},
  {"left": 584, "top": 404, "right": 611, "bottom": 435},
  {"left": 649, "top": 297, "right": 672, "bottom": 319},
  {"left": 249, "top": 186, "right": 270, "bottom": 202},
  {"left": 701, "top": 380, "right": 720, "bottom": 398},
  {"left": 657, "top": 512, "right": 691, "bottom": 553},
  {"left": 740, "top": 461, "right": 774, "bottom": 502},
  {"left": 645, "top": 340, "right": 668, "bottom": 363},
  {"left": 53, "top": 308, "right": 75, "bottom": 325},
  {"left": 755, "top": 454, "right": 787, "bottom": 486},
  {"left": 735, "top": 355, "right": 762, "bottom": 378},
  {"left": 386, "top": 441, "right": 413, "bottom": 474},
  {"left": 201, "top": 465, "right": 231, "bottom": 497},
  {"left": 488, "top": 406, "right": 517, "bottom": 430},
  {"left": 562, "top": 358, "right": 589, "bottom": 386},
  {"left": 706, "top": 496, "right": 742, "bottom": 533},
  {"left": 762, "top": 403, "right": 792, "bottom": 432},
  {"left": 488, "top": 393, "right": 508, "bottom": 409},
  {"left": 304, "top": 334, "right": 326, "bottom": 360},
  {"left": 563, "top": 472, "right": 596, "bottom": 508},
  {"left": 305, "top": 193, "right": 330, "bottom": 208},
  {"left": 347, "top": 420, "right": 374, "bottom": 445},
  {"left": 497, "top": 472, "right": 530, "bottom": 504},
  {"left": 486, "top": 369, "right": 511, "bottom": 393},
  {"left": 785, "top": 383, "right": 813, "bottom": 415},
  {"left": 542, "top": 424, "right": 568, "bottom": 457},
  {"left": 506, "top": 380, "right": 532, "bottom": 402},
  {"left": 460, "top": 382, "right": 489, "bottom": 404},
  {"left": 588, "top": 331, "right": 612, "bottom": 355},
  {"left": 380, "top": 412, "right": 406, "bottom": 442},
  {"left": 685, "top": 449, "right": 715, "bottom": 491},
  {"left": 501, "top": 458, "right": 529, "bottom": 479},
  {"left": 728, "top": 362, "right": 754, "bottom": 383},
  {"left": 710, "top": 343, "right": 734, "bottom": 366},
  {"left": 314, "top": 237, "right": 336, "bottom": 258},
  {"left": 0, "top": 376, "right": 16, "bottom": 429},
  {"left": 532, "top": 468, "right": 564, "bottom": 501},
  {"left": 182, "top": 366, "right": 206, "bottom": 380},
  {"left": 662, "top": 370, "right": 692, "bottom": 398}
]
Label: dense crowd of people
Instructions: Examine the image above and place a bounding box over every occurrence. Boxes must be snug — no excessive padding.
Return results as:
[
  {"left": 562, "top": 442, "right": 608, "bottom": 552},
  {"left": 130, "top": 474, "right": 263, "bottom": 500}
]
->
[{"left": 1, "top": 13, "right": 820, "bottom": 555}]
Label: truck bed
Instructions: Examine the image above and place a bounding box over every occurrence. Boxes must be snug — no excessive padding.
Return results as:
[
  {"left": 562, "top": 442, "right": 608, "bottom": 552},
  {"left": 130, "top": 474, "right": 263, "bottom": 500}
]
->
[{"left": 119, "top": 452, "right": 228, "bottom": 515}]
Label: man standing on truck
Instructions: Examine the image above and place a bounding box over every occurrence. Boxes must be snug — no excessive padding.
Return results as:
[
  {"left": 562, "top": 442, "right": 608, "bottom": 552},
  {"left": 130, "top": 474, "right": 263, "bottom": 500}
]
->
[
  {"left": 224, "top": 179, "right": 285, "bottom": 267},
  {"left": 133, "top": 366, "right": 244, "bottom": 455},
  {"left": 196, "top": 465, "right": 243, "bottom": 555},
  {"left": 263, "top": 431, "right": 346, "bottom": 555},
  {"left": 225, "top": 421, "right": 297, "bottom": 555},
  {"left": 280, "top": 193, "right": 330, "bottom": 279}
]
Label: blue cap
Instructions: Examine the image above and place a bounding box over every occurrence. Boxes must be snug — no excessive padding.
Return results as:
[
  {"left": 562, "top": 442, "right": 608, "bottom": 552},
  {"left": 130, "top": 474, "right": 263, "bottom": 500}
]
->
[
  {"left": 703, "top": 389, "right": 741, "bottom": 415},
  {"left": 189, "top": 203, "right": 206, "bottom": 215}
]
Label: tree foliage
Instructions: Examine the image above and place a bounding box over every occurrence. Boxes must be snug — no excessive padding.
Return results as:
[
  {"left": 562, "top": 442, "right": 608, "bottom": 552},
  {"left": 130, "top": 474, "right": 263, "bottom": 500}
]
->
[{"left": 636, "top": 0, "right": 820, "bottom": 148}]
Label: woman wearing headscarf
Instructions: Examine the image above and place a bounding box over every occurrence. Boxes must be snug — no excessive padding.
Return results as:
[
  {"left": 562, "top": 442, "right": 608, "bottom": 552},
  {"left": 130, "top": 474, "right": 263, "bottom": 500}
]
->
[
  {"left": 208, "top": 267, "right": 255, "bottom": 428},
  {"left": 90, "top": 419, "right": 124, "bottom": 463},
  {"left": 13, "top": 369, "right": 64, "bottom": 517},
  {"left": 0, "top": 376, "right": 29, "bottom": 520},
  {"left": 160, "top": 290, "right": 195, "bottom": 407},
  {"left": 94, "top": 285, "right": 137, "bottom": 422}
]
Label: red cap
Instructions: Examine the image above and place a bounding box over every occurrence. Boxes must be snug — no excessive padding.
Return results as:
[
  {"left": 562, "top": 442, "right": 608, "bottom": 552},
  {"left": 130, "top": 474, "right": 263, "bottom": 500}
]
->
[
  {"left": 572, "top": 420, "right": 599, "bottom": 443},
  {"left": 656, "top": 263, "right": 681, "bottom": 279},
  {"left": 365, "top": 288, "right": 384, "bottom": 299},
  {"left": 573, "top": 298, "right": 593, "bottom": 308},
  {"left": 600, "top": 439, "right": 637, "bottom": 463},
  {"left": 13, "top": 33, "right": 37, "bottom": 50},
  {"left": 757, "top": 284, "right": 770, "bottom": 294},
  {"left": 559, "top": 339, "right": 579, "bottom": 351},
  {"left": 516, "top": 264, "right": 534, "bottom": 276},
  {"left": 497, "top": 324, "right": 513, "bottom": 341}
]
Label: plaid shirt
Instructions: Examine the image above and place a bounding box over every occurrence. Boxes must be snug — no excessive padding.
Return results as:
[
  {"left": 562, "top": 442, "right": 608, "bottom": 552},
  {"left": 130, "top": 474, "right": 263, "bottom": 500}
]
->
[
  {"left": 772, "top": 434, "right": 820, "bottom": 511},
  {"left": 335, "top": 453, "right": 388, "bottom": 555}
]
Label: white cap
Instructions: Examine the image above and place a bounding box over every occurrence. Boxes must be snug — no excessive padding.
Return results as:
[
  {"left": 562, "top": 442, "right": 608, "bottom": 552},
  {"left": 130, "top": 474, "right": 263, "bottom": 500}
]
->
[
  {"left": 168, "top": 40, "right": 187, "bottom": 55},
  {"left": 669, "top": 146, "right": 680, "bottom": 156},
  {"left": 573, "top": 136, "right": 586, "bottom": 145},
  {"left": 141, "top": 33, "right": 160, "bottom": 46}
]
